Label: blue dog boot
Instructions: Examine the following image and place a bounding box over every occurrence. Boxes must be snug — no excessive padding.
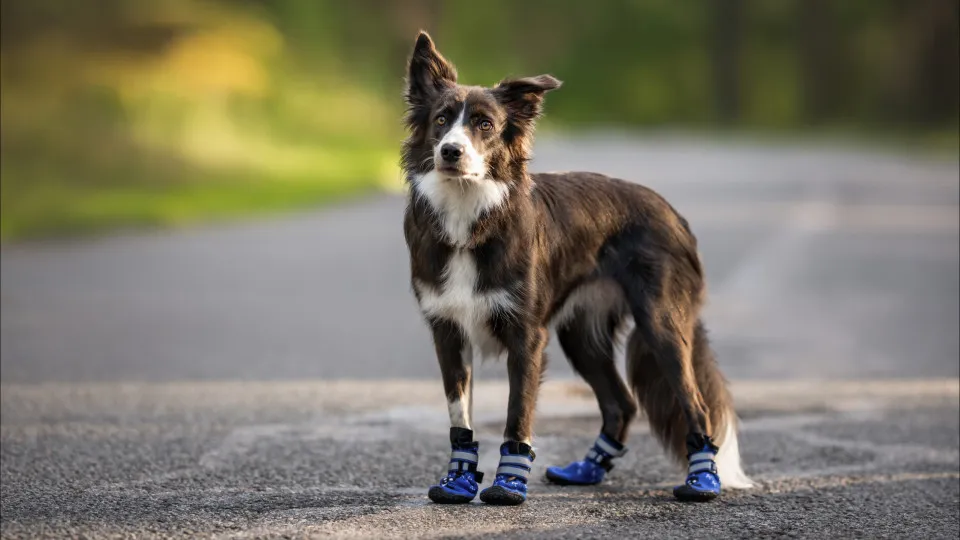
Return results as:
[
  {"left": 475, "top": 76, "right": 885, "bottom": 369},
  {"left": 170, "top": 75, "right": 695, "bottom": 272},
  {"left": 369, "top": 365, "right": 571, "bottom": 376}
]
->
[
  {"left": 546, "top": 432, "right": 627, "bottom": 485},
  {"left": 428, "top": 427, "right": 484, "bottom": 504},
  {"left": 673, "top": 433, "right": 721, "bottom": 502},
  {"left": 479, "top": 441, "right": 535, "bottom": 505}
]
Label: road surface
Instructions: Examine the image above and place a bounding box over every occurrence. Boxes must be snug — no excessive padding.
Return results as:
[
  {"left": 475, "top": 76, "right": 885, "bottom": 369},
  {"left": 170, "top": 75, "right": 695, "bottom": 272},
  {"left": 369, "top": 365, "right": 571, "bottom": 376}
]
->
[{"left": 2, "top": 134, "right": 958, "bottom": 538}]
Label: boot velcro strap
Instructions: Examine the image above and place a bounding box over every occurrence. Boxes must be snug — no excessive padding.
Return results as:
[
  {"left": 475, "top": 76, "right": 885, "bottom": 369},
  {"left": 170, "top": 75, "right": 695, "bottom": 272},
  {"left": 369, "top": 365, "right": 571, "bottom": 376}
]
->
[
  {"left": 448, "top": 459, "right": 479, "bottom": 471},
  {"left": 584, "top": 449, "right": 616, "bottom": 471},
  {"left": 496, "top": 464, "right": 529, "bottom": 480},
  {"left": 496, "top": 454, "right": 532, "bottom": 480},
  {"left": 688, "top": 451, "right": 715, "bottom": 463},
  {"left": 585, "top": 449, "right": 605, "bottom": 463},
  {"left": 586, "top": 434, "right": 627, "bottom": 464},
  {"left": 594, "top": 434, "right": 627, "bottom": 457},
  {"left": 587, "top": 433, "right": 627, "bottom": 471},
  {"left": 448, "top": 447, "right": 483, "bottom": 482},
  {"left": 689, "top": 460, "right": 717, "bottom": 474},
  {"left": 500, "top": 454, "right": 533, "bottom": 468},
  {"left": 450, "top": 450, "right": 479, "bottom": 464},
  {"left": 448, "top": 460, "right": 484, "bottom": 482}
]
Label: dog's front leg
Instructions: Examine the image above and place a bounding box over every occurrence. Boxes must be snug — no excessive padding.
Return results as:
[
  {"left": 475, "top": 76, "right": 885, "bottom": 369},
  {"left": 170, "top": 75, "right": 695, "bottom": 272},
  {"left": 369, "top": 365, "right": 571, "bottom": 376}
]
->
[
  {"left": 430, "top": 319, "right": 473, "bottom": 431},
  {"left": 479, "top": 325, "right": 547, "bottom": 505},
  {"left": 503, "top": 325, "right": 547, "bottom": 444},
  {"left": 426, "top": 319, "right": 482, "bottom": 504}
]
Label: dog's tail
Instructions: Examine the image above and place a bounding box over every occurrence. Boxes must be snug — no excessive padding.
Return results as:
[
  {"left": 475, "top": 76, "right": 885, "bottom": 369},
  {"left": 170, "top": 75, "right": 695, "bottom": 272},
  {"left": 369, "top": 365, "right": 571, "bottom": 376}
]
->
[{"left": 626, "top": 319, "right": 753, "bottom": 489}]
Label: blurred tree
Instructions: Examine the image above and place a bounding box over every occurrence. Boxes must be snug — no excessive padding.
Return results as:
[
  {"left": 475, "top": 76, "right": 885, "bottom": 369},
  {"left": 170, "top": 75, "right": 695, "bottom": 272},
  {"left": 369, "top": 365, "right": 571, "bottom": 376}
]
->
[
  {"left": 1, "top": 0, "right": 957, "bottom": 239},
  {"left": 711, "top": 0, "right": 742, "bottom": 125},
  {"left": 799, "top": 0, "right": 842, "bottom": 125},
  {"left": 909, "top": 0, "right": 960, "bottom": 126}
]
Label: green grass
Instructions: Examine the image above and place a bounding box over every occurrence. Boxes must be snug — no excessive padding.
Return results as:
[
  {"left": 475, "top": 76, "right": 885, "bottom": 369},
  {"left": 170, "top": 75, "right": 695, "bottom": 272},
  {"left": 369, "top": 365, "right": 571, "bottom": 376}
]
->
[
  {"left": 4, "top": 125, "right": 954, "bottom": 243},
  {"left": 0, "top": 149, "right": 399, "bottom": 242}
]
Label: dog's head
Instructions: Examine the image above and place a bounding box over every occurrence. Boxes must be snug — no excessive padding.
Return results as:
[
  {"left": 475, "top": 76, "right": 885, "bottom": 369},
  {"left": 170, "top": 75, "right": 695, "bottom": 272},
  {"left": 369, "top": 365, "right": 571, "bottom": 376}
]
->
[{"left": 401, "top": 31, "right": 561, "bottom": 186}]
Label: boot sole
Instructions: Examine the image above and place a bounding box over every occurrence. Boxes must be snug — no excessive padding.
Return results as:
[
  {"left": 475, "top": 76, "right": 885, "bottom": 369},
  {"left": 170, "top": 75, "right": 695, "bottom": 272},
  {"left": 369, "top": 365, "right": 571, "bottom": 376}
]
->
[
  {"left": 673, "top": 486, "right": 719, "bottom": 502},
  {"left": 479, "top": 485, "right": 526, "bottom": 505},
  {"left": 428, "top": 486, "right": 474, "bottom": 504}
]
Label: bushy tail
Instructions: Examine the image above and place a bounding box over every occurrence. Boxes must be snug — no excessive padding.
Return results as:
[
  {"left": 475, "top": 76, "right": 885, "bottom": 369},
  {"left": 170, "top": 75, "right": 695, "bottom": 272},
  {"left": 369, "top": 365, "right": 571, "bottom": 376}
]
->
[{"left": 627, "top": 320, "right": 753, "bottom": 489}]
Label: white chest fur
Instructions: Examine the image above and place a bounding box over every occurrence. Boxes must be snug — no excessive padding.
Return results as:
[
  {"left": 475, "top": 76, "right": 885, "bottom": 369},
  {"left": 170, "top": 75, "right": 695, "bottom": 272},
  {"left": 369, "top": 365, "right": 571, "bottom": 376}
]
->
[
  {"left": 414, "top": 250, "right": 515, "bottom": 357},
  {"left": 412, "top": 171, "right": 510, "bottom": 247}
]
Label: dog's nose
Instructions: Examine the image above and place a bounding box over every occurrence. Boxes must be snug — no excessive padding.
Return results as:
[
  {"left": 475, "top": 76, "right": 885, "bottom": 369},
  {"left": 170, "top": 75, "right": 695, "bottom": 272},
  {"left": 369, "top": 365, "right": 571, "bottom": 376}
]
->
[{"left": 440, "top": 143, "right": 464, "bottom": 162}]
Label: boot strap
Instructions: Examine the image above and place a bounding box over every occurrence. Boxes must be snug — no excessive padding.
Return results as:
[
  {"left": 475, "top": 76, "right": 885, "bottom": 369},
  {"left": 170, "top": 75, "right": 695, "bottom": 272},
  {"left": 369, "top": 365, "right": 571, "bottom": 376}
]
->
[
  {"left": 448, "top": 448, "right": 484, "bottom": 482},
  {"left": 495, "top": 453, "right": 533, "bottom": 481}
]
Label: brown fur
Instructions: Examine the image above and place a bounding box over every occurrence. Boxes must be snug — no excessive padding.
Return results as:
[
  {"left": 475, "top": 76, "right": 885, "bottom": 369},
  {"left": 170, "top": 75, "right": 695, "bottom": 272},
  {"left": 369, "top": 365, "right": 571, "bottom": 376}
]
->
[
  {"left": 628, "top": 320, "right": 734, "bottom": 463},
  {"left": 401, "top": 32, "right": 746, "bottom": 488}
]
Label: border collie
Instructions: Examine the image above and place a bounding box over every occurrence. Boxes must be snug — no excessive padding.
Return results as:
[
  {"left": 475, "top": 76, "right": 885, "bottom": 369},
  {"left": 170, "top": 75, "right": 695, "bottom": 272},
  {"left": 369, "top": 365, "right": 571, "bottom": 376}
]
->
[{"left": 401, "top": 31, "right": 752, "bottom": 506}]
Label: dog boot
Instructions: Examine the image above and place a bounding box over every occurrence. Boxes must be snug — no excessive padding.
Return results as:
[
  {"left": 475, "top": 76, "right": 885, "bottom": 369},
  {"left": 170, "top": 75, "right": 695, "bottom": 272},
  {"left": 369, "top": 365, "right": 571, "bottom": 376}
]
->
[
  {"left": 479, "top": 441, "right": 535, "bottom": 505},
  {"left": 545, "top": 432, "right": 627, "bottom": 485},
  {"left": 673, "top": 433, "right": 721, "bottom": 502},
  {"left": 428, "top": 427, "right": 485, "bottom": 504}
]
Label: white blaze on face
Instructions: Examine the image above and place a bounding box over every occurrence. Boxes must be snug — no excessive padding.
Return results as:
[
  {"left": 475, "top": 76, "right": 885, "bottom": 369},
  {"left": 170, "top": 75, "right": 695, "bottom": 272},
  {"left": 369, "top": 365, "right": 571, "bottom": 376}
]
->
[{"left": 435, "top": 108, "right": 486, "bottom": 179}]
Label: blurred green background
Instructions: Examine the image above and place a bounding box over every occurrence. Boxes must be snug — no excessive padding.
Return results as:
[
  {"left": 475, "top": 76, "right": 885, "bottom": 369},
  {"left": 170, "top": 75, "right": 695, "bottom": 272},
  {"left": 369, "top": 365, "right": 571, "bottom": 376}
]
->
[{"left": 1, "top": 0, "right": 957, "bottom": 241}]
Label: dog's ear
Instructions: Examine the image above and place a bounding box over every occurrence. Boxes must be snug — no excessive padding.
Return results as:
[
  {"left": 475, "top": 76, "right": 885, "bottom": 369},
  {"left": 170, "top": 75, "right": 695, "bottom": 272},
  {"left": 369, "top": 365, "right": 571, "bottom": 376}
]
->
[
  {"left": 405, "top": 31, "right": 457, "bottom": 109},
  {"left": 493, "top": 74, "right": 562, "bottom": 124}
]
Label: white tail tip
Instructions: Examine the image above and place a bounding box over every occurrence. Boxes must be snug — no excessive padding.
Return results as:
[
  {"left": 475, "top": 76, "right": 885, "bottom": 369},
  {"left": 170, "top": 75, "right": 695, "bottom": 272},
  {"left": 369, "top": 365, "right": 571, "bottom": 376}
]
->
[{"left": 716, "top": 416, "right": 754, "bottom": 489}]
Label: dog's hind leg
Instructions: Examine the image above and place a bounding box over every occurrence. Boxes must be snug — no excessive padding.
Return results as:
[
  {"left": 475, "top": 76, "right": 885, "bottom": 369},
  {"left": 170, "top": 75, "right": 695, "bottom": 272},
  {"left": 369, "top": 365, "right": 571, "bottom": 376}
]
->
[
  {"left": 625, "top": 287, "right": 719, "bottom": 501},
  {"left": 426, "top": 319, "right": 483, "bottom": 504},
  {"left": 557, "top": 311, "right": 637, "bottom": 441},
  {"left": 689, "top": 321, "right": 753, "bottom": 490},
  {"left": 544, "top": 310, "right": 638, "bottom": 486},
  {"left": 623, "top": 274, "right": 751, "bottom": 501}
]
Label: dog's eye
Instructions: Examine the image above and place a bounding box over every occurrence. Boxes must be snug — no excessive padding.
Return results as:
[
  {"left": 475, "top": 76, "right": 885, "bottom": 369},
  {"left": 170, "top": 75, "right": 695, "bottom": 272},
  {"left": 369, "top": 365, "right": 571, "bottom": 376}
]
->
[
  {"left": 479, "top": 119, "right": 493, "bottom": 131},
  {"left": 436, "top": 115, "right": 447, "bottom": 126}
]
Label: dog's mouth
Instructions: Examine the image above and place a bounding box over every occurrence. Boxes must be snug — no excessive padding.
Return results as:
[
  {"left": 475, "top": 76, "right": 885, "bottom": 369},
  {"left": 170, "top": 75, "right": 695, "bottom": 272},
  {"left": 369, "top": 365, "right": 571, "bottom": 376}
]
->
[
  {"left": 436, "top": 163, "right": 462, "bottom": 175},
  {"left": 436, "top": 164, "right": 481, "bottom": 181}
]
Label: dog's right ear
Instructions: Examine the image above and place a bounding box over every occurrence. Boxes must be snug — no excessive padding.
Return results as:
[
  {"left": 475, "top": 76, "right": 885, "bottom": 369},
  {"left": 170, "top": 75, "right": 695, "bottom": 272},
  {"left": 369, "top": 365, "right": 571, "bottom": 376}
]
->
[{"left": 405, "top": 31, "right": 457, "bottom": 109}]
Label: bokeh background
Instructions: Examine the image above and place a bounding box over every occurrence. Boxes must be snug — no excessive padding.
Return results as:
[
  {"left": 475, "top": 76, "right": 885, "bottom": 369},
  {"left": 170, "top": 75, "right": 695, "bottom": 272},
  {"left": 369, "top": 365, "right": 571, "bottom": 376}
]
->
[
  {"left": 1, "top": 0, "right": 957, "bottom": 241},
  {"left": 2, "top": 3, "right": 959, "bottom": 537}
]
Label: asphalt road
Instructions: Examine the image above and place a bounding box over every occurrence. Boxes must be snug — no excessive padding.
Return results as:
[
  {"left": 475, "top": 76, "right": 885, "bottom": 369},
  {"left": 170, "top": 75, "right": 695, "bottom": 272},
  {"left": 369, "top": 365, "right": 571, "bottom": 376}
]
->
[{"left": 2, "top": 134, "right": 958, "bottom": 538}]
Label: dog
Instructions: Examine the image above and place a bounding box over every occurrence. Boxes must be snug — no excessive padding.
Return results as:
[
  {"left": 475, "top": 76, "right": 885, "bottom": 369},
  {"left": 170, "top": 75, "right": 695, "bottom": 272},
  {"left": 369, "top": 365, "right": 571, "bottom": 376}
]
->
[{"left": 401, "top": 31, "right": 752, "bottom": 505}]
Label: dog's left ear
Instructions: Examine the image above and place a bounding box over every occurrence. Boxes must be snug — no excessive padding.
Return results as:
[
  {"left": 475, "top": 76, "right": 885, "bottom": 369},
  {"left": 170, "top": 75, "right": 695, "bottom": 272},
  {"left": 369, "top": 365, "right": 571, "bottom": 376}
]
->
[{"left": 493, "top": 74, "right": 562, "bottom": 124}]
